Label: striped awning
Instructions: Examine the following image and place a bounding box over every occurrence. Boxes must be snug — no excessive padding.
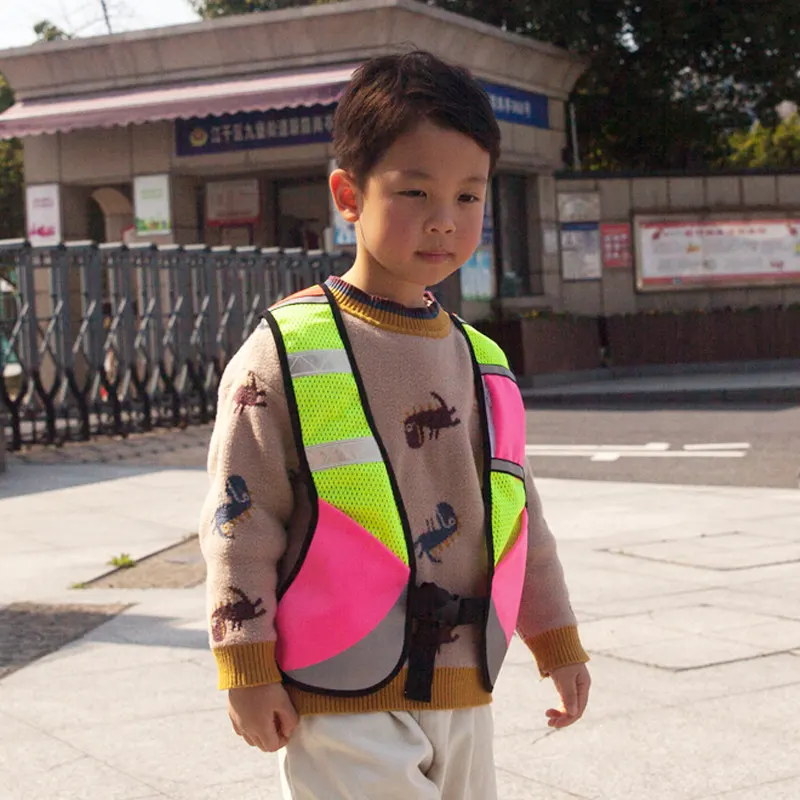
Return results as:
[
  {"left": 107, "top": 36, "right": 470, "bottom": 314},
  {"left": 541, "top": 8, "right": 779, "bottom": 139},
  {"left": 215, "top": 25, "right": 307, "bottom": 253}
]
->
[{"left": 0, "top": 64, "right": 356, "bottom": 139}]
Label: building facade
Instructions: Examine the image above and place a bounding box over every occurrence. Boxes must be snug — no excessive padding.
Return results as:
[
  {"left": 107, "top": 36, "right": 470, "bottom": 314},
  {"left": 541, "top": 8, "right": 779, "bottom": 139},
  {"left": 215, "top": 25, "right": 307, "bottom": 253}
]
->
[{"left": 0, "top": 0, "right": 586, "bottom": 321}]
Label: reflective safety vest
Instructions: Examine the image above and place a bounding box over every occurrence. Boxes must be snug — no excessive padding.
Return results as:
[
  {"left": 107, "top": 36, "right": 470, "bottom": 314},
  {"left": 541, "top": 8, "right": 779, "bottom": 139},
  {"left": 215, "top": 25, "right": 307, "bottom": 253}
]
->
[{"left": 262, "top": 284, "right": 528, "bottom": 700}]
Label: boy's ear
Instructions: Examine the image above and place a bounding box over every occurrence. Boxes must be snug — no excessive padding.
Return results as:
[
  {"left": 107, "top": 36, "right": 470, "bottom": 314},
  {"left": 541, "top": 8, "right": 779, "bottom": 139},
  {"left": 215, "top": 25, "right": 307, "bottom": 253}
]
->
[{"left": 329, "top": 169, "right": 361, "bottom": 223}]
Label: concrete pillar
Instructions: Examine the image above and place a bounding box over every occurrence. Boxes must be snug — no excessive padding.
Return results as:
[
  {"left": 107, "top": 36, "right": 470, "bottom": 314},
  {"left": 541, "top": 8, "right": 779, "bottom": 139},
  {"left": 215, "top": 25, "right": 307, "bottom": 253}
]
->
[
  {"left": 526, "top": 174, "right": 560, "bottom": 302},
  {"left": 171, "top": 175, "right": 201, "bottom": 245}
]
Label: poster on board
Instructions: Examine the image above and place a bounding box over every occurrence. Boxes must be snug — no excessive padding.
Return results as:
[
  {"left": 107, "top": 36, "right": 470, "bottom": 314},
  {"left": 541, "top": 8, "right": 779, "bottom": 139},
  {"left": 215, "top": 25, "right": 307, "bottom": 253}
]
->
[
  {"left": 560, "top": 222, "right": 601, "bottom": 281},
  {"left": 557, "top": 192, "right": 600, "bottom": 223},
  {"left": 26, "top": 184, "right": 61, "bottom": 247},
  {"left": 206, "top": 180, "right": 260, "bottom": 226},
  {"left": 601, "top": 223, "right": 633, "bottom": 268},
  {"left": 634, "top": 216, "right": 800, "bottom": 290},
  {"left": 134, "top": 175, "right": 172, "bottom": 235},
  {"left": 543, "top": 224, "right": 559, "bottom": 256}
]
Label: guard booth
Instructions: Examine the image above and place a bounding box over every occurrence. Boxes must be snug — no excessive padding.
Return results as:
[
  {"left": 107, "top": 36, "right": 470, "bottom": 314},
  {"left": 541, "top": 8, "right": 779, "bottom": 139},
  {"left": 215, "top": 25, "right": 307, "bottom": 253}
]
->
[{"left": 0, "top": 0, "right": 586, "bottom": 322}]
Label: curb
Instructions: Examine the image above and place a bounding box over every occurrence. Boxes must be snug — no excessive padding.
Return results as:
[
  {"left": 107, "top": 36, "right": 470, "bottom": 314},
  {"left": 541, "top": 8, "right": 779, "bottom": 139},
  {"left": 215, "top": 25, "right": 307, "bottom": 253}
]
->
[{"left": 522, "top": 386, "right": 800, "bottom": 406}]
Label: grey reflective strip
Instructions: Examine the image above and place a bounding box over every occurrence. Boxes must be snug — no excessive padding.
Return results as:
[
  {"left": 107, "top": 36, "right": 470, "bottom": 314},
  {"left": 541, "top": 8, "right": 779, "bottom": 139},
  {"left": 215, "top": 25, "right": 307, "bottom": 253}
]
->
[
  {"left": 281, "top": 590, "right": 407, "bottom": 691},
  {"left": 491, "top": 458, "right": 525, "bottom": 481},
  {"left": 288, "top": 349, "right": 351, "bottom": 378},
  {"left": 483, "top": 383, "right": 496, "bottom": 457},
  {"left": 485, "top": 600, "right": 509, "bottom": 688},
  {"left": 306, "top": 436, "right": 382, "bottom": 472},
  {"left": 274, "top": 295, "right": 330, "bottom": 307},
  {"left": 480, "top": 364, "right": 516, "bottom": 382}
]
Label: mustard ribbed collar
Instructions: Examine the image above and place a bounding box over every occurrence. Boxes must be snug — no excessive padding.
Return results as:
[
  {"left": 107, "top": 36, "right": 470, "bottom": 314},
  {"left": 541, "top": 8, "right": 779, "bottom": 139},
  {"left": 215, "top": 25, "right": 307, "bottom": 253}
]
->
[{"left": 325, "top": 276, "right": 451, "bottom": 339}]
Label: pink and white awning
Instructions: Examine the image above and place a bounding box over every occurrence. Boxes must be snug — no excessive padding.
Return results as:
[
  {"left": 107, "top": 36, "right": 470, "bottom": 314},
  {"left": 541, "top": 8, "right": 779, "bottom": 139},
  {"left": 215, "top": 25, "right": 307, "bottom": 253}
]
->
[{"left": 0, "top": 64, "right": 356, "bottom": 139}]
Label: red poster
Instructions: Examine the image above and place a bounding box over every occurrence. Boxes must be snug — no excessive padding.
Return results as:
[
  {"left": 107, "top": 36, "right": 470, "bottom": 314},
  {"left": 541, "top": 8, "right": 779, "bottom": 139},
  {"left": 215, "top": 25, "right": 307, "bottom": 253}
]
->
[{"left": 601, "top": 223, "right": 632, "bottom": 268}]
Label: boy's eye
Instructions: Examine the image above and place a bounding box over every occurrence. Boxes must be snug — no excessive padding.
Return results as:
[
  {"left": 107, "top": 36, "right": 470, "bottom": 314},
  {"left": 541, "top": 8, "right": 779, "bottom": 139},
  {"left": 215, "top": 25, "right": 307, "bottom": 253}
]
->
[
  {"left": 399, "top": 190, "right": 426, "bottom": 198},
  {"left": 460, "top": 194, "right": 480, "bottom": 204}
]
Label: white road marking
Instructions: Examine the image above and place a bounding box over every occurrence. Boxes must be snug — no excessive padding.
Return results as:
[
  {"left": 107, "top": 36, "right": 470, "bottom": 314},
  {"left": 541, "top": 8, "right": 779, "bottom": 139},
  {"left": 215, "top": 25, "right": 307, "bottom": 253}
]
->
[
  {"left": 682, "top": 442, "right": 752, "bottom": 451},
  {"left": 525, "top": 442, "right": 751, "bottom": 463}
]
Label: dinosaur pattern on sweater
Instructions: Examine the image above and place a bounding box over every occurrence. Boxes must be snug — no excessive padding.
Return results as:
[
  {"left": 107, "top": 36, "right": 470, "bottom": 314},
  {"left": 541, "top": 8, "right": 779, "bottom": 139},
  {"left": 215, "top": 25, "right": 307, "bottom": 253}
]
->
[
  {"left": 213, "top": 475, "right": 252, "bottom": 539},
  {"left": 404, "top": 392, "right": 461, "bottom": 449},
  {"left": 211, "top": 586, "right": 267, "bottom": 642},
  {"left": 414, "top": 502, "right": 460, "bottom": 564}
]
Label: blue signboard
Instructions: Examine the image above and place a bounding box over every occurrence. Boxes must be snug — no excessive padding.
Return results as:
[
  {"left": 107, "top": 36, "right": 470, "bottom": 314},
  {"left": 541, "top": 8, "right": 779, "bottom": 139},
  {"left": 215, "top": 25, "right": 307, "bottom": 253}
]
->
[
  {"left": 175, "top": 104, "right": 336, "bottom": 157},
  {"left": 481, "top": 82, "right": 549, "bottom": 129},
  {"left": 175, "top": 82, "right": 549, "bottom": 157}
]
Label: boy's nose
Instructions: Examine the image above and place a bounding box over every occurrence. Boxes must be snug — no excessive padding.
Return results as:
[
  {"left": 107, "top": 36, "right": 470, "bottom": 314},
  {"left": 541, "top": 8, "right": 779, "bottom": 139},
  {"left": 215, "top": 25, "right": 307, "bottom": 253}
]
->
[{"left": 425, "top": 215, "right": 456, "bottom": 235}]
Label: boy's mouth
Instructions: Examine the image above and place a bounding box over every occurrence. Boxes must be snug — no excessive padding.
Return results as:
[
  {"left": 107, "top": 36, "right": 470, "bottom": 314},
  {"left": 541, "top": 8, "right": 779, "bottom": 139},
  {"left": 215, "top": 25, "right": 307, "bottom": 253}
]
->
[{"left": 416, "top": 251, "right": 453, "bottom": 262}]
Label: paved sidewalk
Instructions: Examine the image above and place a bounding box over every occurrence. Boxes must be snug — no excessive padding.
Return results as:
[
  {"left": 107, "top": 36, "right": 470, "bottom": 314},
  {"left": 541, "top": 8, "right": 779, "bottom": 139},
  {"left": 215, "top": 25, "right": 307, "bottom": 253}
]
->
[
  {"left": 523, "top": 366, "right": 800, "bottom": 405},
  {"left": 1, "top": 460, "right": 800, "bottom": 799}
]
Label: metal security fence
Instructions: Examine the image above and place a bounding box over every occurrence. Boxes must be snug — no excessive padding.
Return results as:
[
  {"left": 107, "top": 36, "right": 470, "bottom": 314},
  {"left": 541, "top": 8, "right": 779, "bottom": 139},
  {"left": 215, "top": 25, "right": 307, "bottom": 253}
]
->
[{"left": 0, "top": 241, "right": 352, "bottom": 451}]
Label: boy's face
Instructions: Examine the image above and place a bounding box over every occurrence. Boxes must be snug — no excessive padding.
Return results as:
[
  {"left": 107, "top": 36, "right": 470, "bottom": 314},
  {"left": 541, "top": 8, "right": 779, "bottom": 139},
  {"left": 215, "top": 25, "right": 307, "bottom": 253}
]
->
[{"left": 333, "top": 119, "right": 491, "bottom": 302}]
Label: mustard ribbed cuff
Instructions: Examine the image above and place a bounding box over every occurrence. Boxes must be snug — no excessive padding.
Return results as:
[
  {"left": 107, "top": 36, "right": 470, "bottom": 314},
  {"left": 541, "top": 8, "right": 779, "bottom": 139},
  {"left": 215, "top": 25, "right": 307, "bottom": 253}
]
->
[
  {"left": 214, "top": 641, "right": 283, "bottom": 690},
  {"left": 524, "top": 625, "right": 590, "bottom": 678}
]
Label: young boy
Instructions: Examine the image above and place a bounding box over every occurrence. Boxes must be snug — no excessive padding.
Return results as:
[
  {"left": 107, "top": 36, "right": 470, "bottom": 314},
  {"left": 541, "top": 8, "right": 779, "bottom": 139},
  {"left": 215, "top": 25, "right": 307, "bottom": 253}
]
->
[{"left": 200, "top": 51, "right": 590, "bottom": 799}]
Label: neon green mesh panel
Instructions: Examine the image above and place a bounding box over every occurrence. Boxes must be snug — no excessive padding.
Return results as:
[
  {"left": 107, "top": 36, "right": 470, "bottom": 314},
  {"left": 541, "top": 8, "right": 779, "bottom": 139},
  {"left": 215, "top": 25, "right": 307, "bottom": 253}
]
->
[
  {"left": 294, "top": 374, "right": 371, "bottom": 447},
  {"left": 313, "top": 462, "right": 408, "bottom": 564},
  {"left": 461, "top": 324, "right": 508, "bottom": 369},
  {"left": 490, "top": 471, "right": 526, "bottom": 565},
  {"left": 271, "top": 301, "right": 408, "bottom": 562},
  {"left": 272, "top": 304, "right": 343, "bottom": 352}
]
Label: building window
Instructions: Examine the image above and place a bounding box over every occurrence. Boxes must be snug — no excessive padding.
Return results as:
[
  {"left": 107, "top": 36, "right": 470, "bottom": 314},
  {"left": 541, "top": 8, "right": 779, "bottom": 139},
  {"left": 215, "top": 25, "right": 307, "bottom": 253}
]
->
[{"left": 494, "top": 174, "right": 539, "bottom": 296}]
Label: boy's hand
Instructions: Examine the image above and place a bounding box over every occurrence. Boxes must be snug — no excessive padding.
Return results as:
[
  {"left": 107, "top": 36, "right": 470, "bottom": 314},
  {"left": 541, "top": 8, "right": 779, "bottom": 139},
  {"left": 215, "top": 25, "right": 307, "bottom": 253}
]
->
[
  {"left": 228, "top": 683, "right": 299, "bottom": 752},
  {"left": 545, "top": 663, "right": 591, "bottom": 729}
]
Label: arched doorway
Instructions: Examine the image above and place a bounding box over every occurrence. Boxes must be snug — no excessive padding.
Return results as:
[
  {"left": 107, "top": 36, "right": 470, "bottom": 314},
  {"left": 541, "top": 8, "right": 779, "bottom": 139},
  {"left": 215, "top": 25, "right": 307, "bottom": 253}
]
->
[{"left": 91, "top": 187, "right": 134, "bottom": 243}]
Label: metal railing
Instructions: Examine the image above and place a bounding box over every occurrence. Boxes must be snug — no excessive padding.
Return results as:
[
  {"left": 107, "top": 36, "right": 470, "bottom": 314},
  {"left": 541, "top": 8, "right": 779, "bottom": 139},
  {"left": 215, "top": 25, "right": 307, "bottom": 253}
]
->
[{"left": 0, "top": 241, "right": 352, "bottom": 451}]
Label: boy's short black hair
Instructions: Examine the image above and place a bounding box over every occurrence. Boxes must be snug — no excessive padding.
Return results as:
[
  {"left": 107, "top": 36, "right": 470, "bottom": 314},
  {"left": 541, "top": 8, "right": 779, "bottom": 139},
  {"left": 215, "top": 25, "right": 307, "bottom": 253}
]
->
[{"left": 333, "top": 51, "right": 501, "bottom": 186}]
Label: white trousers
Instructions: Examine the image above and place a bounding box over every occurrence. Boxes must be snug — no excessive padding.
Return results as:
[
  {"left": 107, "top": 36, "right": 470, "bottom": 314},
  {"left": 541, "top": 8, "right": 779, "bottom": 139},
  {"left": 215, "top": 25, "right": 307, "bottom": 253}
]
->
[{"left": 279, "top": 706, "right": 497, "bottom": 800}]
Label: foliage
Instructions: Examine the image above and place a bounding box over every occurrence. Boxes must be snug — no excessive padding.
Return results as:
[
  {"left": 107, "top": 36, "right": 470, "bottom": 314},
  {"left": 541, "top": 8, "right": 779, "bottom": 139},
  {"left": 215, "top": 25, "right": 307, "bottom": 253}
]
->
[
  {"left": 131, "top": 1, "right": 800, "bottom": 170},
  {"left": 33, "top": 20, "right": 72, "bottom": 41},
  {"left": 189, "top": 0, "right": 326, "bottom": 17},
  {"left": 108, "top": 553, "right": 136, "bottom": 569},
  {"left": 725, "top": 114, "right": 800, "bottom": 169},
  {"left": 0, "top": 75, "right": 23, "bottom": 241},
  {"left": 432, "top": 0, "right": 800, "bottom": 171}
]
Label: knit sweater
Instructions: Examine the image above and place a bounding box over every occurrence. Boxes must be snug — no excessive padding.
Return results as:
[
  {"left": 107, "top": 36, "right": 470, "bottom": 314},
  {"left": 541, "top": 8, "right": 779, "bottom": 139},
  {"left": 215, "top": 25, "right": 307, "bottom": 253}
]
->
[{"left": 199, "top": 275, "right": 588, "bottom": 715}]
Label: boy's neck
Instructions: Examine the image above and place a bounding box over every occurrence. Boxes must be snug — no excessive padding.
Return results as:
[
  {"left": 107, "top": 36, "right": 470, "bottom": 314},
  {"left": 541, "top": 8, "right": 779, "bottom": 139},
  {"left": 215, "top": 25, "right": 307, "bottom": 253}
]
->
[{"left": 340, "top": 255, "right": 428, "bottom": 309}]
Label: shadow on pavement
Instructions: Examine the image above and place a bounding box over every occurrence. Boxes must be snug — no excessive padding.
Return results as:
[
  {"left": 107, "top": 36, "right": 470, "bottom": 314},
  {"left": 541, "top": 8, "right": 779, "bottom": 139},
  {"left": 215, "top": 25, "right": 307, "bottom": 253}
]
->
[{"left": 0, "top": 604, "right": 210, "bottom": 682}]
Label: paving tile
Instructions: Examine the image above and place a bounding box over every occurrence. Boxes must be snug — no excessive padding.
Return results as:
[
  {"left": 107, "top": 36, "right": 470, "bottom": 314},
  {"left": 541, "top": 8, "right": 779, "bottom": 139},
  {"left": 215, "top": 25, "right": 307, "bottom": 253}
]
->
[
  {"left": 56, "top": 709, "right": 280, "bottom": 795},
  {"left": 705, "top": 775, "right": 800, "bottom": 799},
  {"left": 577, "top": 615, "right": 687, "bottom": 652},
  {"left": 606, "top": 634, "right": 767, "bottom": 670},
  {"left": 560, "top": 565, "right": 705, "bottom": 609},
  {"left": 168, "top": 779, "right": 281, "bottom": 800},
  {"left": 688, "top": 682, "right": 800, "bottom": 737},
  {"left": 0, "top": 723, "right": 87, "bottom": 776},
  {"left": 587, "top": 587, "right": 800, "bottom": 624},
  {"left": 0, "top": 658, "right": 221, "bottom": 730},
  {"left": 494, "top": 704, "right": 795, "bottom": 800},
  {"left": 0, "top": 755, "right": 157, "bottom": 800},
  {"left": 608, "top": 537, "right": 800, "bottom": 570},
  {"left": 495, "top": 767, "right": 589, "bottom": 799},
  {"left": 712, "top": 620, "right": 800, "bottom": 651},
  {"left": 645, "top": 605, "right": 777, "bottom": 635}
]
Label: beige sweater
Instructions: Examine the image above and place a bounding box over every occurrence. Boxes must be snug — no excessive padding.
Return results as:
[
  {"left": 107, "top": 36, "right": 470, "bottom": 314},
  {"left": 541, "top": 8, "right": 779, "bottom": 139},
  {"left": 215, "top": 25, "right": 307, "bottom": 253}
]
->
[{"left": 199, "top": 276, "right": 588, "bottom": 715}]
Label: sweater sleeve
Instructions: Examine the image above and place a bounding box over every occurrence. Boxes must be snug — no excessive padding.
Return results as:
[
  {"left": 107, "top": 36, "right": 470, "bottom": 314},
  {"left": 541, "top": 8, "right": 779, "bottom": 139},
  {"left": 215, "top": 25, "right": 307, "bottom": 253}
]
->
[
  {"left": 199, "top": 323, "right": 296, "bottom": 690},
  {"left": 515, "top": 471, "right": 590, "bottom": 677}
]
